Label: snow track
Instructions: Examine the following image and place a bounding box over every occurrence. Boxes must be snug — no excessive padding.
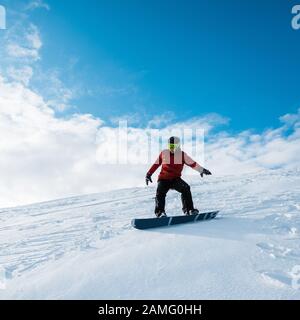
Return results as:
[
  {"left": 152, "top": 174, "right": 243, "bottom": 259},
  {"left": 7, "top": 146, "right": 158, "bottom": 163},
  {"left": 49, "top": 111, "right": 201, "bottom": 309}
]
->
[{"left": 0, "top": 169, "right": 300, "bottom": 299}]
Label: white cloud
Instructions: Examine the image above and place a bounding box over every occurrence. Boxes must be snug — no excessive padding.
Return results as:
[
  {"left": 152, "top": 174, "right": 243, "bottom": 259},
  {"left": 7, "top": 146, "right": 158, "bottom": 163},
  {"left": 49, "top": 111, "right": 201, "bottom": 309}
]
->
[
  {"left": 6, "top": 43, "right": 39, "bottom": 60},
  {"left": 40, "top": 70, "right": 74, "bottom": 111},
  {"left": 147, "top": 111, "right": 175, "bottom": 128},
  {"left": 0, "top": 76, "right": 105, "bottom": 207},
  {"left": 205, "top": 116, "right": 300, "bottom": 175},
  {"left": 26, "top": 24, "right": 42, "bottom": 50},
  {"left": 26, "top": 0, "right": 50, "bottom": 11},
  {"left": 0, "top": 68, "right": 299, "bottom": 208},
  {"left": 0, "top": 8, "right": 299, "bottom": 208},
  {"left": 162, "top": 113, "right": 229, "bottom": 134},
  {"left": 110, "top": 113, "right": 142, "bottom": 126},
  {"left": 6, "top": 24, "right": 42, "bottom": 61},
  {"left": 2, "top": 19, "right": 74, "bottom": 112},
  {"left": 6, "top": 66, "right": 33, "bottom": 85},
  {"left": 280, "top": 109, "right": 300, "bottom": 126}
]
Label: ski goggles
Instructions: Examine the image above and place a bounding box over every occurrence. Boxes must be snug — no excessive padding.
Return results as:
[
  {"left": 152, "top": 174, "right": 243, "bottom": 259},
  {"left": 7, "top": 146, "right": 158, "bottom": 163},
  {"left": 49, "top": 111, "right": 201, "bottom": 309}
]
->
[{"left": 168, "top": 143, "right": 180, "bottom": 150}]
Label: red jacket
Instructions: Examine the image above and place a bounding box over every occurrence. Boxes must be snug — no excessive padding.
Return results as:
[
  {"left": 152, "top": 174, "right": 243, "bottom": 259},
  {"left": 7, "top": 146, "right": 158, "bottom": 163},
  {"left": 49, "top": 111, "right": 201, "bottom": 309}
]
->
[{"left": 147, "top": 149, "right": 203, "bottom": 180}]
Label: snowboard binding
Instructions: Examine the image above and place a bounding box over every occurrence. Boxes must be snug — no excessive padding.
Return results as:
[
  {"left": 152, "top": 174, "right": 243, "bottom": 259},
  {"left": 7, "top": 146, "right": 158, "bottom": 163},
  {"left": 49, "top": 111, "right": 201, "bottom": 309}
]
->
[
  {"left": 155, "top": 211, "right": 167, "bottom": 218},
  {"left": 184, "top": 208, "right": 199, "bottom": 216}
]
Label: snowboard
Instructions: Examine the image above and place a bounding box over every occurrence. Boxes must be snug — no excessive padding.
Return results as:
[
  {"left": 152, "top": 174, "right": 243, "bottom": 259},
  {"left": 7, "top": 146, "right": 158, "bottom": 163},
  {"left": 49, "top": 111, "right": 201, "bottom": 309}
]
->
[{"left": 131, "top": 211, "right": 219, "bottom": 230}]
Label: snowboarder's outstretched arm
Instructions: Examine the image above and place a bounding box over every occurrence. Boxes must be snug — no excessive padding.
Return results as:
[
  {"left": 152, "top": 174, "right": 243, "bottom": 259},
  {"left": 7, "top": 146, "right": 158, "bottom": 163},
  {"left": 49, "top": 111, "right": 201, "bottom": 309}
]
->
[
  {"left": 183, "top": 152, "right": 212, "bottom": 177},
  {"left": 146, "top": 152, "right": 162, "bottom": 185}
]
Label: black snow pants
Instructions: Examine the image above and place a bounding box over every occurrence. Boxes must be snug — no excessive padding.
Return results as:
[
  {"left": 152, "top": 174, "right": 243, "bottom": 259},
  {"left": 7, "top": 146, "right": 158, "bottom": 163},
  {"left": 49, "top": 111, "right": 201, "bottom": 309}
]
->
[{"left": 155, "top": 178, "right": 194, "bottom": 214}]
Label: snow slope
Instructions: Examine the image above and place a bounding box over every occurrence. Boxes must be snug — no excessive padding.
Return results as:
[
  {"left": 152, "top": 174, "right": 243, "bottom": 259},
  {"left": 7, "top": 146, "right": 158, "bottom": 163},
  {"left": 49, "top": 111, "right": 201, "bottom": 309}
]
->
[{"left": 0, "top": 169, "right": 300, "bottom": 299}]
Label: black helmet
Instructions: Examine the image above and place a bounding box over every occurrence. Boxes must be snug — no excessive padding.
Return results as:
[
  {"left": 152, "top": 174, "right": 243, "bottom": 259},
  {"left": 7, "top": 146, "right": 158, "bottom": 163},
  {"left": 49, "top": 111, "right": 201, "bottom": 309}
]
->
[
  {"left": 168, "top": 136, "right": 180, "bottom": 144},
  {"left": 168, "top": 136, "right": 180, "bottom": 152}
]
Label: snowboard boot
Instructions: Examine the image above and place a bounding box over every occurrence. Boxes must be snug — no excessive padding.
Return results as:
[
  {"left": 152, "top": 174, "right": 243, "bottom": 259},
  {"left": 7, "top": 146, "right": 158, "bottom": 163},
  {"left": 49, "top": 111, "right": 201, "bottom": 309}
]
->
[
  {"left": 155, "top": 210, "right": 167, "bottom": 218},
  {"left": 184, "top": 208, "right": 199, "bottom": 216}
]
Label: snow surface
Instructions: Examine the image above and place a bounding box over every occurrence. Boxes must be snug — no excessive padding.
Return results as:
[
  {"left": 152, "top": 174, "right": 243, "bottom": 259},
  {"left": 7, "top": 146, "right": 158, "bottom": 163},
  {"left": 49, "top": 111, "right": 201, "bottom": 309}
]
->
[{"left": 0, "top": 169, "right": 300, "bottom": 299}]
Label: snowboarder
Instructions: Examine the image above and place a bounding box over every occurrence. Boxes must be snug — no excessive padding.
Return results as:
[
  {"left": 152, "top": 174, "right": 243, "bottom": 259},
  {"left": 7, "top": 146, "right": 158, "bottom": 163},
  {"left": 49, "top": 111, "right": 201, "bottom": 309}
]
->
[{"left": 146, "top": 136, "right": 212, "bottom": 218}]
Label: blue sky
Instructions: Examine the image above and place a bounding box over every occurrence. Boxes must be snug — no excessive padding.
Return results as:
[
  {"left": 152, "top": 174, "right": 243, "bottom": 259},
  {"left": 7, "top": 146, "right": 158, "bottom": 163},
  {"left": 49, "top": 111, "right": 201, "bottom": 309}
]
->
[
  {"left": 1, "top": 0, "right": 300, "bottom": 206},
  {"left": 2, "top": 0, "right": 300, "bottom": 133}
]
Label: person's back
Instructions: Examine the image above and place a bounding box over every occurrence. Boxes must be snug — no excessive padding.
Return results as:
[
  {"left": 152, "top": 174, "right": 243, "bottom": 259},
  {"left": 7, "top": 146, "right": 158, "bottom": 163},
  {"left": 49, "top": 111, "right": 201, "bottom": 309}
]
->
[
  {"left": 145, "top": 136, "right": 212, "bottom": 217},
  {"left": 148, "top": 148, "right": 204, "bottom": 180}
]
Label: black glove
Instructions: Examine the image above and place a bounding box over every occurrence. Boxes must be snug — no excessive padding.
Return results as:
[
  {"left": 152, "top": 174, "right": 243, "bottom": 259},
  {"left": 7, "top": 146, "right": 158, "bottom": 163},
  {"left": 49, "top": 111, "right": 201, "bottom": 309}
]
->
[
  {"left": 145, "top": 174, "right": 153, "bottom": 185},
  {"left": 200, "top": 168, "right": 212, "bottom": 178}
]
